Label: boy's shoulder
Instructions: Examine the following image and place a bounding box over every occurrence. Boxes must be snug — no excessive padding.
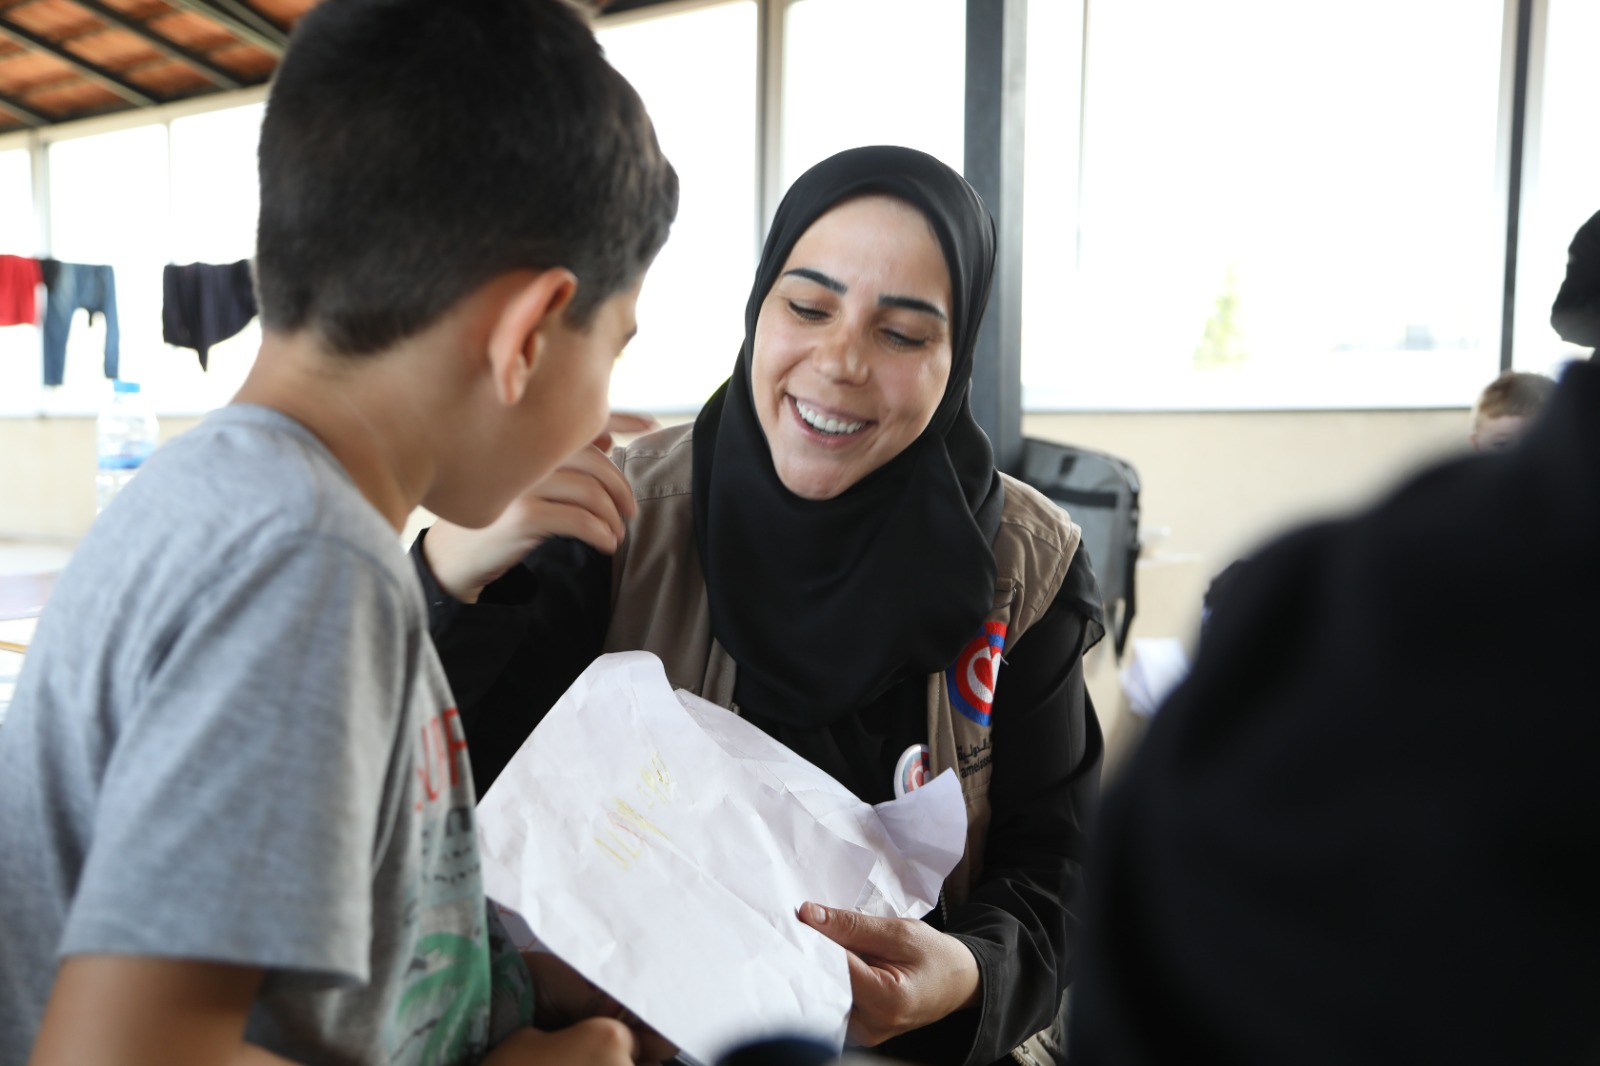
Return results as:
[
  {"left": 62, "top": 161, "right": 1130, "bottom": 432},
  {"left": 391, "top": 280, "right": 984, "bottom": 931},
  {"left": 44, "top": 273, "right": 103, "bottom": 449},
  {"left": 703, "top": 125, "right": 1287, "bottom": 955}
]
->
[
  {"left": 42, "top": 404, "right": 417, "bottom": 674},
  {"left": 111, "top": 404, "right": 403, "bottom": 581}
]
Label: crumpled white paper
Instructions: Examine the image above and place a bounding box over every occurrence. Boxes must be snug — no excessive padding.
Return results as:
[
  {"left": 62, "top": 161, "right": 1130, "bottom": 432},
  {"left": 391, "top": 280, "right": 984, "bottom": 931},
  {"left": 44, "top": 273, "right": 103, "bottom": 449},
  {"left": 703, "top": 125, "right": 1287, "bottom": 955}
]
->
[{"left": 476, "top": 651, "right": 968, "bottom": 1065}]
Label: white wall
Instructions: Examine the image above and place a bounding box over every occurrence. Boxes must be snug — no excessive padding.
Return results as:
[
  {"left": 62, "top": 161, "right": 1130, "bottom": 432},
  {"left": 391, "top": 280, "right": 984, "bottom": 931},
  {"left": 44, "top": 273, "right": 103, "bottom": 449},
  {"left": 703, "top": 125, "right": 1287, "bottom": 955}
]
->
[{"left": 1022, "top": 407, "right": 1472, "bottom": 769}]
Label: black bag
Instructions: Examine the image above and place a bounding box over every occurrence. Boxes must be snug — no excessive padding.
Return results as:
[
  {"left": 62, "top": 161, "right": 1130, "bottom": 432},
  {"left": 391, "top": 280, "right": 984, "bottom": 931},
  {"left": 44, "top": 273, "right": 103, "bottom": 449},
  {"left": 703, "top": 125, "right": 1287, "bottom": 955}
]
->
[{"left": 1018, "top": 438, "right": 1141, "bottom": 658}]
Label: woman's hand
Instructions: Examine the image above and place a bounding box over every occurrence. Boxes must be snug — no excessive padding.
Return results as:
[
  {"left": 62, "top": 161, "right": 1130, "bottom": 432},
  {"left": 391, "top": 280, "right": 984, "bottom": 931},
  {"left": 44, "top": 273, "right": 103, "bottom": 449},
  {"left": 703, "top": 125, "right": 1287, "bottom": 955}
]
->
[
  {"left": 422, "top": 414, "right": 657, "bottom": 604},
  {"left": 520, "top": 952, "right": 677, "bottom": 1064},
  {"left": 797, "top": 901, "right": 982, "bottom": 1047}
]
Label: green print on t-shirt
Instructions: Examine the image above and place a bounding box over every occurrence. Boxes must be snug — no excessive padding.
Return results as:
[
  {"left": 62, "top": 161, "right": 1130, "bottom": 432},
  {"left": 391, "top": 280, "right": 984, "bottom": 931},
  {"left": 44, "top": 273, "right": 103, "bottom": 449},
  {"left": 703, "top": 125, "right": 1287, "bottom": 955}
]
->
[{"left": 397, "top": 931, "right": 492, "bottom": 1066}]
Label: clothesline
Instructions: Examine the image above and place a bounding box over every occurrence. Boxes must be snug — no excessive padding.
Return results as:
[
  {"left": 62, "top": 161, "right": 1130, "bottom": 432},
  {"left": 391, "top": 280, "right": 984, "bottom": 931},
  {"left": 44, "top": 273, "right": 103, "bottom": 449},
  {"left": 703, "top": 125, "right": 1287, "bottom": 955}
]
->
[{"left": 0, "top": 253, "right": 258, "bottom": 385}]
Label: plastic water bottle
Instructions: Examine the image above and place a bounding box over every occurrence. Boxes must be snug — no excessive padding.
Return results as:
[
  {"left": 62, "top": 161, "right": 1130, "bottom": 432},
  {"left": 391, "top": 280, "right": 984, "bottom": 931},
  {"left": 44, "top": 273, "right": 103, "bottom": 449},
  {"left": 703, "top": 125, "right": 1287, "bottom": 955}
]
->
[{"left": 96, "top": 381, "right": 159, "bottom": 513}]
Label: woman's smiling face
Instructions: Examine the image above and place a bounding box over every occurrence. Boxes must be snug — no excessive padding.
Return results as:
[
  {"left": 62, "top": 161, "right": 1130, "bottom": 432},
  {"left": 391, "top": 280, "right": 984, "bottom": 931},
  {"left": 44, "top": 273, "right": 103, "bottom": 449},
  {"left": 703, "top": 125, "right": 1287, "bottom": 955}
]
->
[{"left": 751, "top": 195, "right": 954, "bottom": 501}]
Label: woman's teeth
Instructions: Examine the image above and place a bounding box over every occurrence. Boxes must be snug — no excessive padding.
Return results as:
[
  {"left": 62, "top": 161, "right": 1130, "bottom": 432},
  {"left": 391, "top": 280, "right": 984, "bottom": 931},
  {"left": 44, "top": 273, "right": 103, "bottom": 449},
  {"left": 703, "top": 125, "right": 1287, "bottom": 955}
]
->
[{"left": 795, "top": 399, "right": 866, "bottom": 436}]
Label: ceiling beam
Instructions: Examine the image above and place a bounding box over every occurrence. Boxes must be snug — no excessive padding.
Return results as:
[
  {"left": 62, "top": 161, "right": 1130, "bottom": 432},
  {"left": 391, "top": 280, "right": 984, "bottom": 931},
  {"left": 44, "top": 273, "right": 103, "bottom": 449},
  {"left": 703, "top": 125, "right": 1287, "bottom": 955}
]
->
[
  {"left": 67, "top": 0, "right": 243, "bottom": 88},
  {"left": 0, "top": 85, "right": 47, "bottom": 125},
  {"left": 160, "top": 0, "right": 285, "bottom": 56},
  {"left": 0, "top": 17, "right": 159, "bottom": 107}
]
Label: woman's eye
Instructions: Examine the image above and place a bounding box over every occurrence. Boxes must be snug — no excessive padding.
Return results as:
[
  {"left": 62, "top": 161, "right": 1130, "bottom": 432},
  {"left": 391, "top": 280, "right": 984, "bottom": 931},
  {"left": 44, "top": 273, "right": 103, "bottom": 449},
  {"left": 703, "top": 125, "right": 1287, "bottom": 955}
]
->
[
  {"left": 788, "top": 301, "right": 827, "bottom": 321},
  {"left": 883, "top": 330, "right": 927, "bottom": 349}
]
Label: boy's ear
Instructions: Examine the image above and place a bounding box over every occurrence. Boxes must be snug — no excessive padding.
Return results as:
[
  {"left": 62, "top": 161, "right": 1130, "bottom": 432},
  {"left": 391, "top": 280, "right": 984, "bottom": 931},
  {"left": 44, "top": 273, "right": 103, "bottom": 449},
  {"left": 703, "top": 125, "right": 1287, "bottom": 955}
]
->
[{"left": 486, "top": 268, "right": 579, "bottom": 407}]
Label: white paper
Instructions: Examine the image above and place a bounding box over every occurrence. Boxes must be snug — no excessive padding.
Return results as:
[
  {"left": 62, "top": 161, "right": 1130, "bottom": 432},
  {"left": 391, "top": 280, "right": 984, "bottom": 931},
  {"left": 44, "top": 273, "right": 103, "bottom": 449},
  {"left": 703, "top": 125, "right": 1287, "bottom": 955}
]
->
[
  {"left": 1119, "top": 637, "right": 1191, "bottom": 718},
  {"left": 476, "top": 651, "right": 968, "bottom": 1065}
]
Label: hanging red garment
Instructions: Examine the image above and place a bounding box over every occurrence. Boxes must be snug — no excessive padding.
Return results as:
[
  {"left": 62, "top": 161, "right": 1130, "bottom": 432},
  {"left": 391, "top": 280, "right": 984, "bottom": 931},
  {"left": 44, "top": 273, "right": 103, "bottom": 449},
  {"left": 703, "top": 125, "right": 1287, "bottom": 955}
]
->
[{"left": 0, "top": 255, "right": 42, "bottom": 326}]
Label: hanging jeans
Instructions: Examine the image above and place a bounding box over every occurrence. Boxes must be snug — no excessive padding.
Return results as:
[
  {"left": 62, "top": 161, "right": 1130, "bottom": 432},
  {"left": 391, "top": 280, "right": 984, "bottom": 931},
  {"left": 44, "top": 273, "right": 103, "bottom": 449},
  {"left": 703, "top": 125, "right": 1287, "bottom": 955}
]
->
[{"left": 40, "top": 260, "right": 119, "bottom": 387}]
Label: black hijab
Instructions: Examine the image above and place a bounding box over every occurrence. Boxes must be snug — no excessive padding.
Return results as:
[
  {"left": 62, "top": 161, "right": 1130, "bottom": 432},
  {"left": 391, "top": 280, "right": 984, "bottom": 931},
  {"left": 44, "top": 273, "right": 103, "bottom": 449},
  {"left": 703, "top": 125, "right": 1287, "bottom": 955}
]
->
[{"left": 691, "top": 145, "right": 1004, "bottom": 726}]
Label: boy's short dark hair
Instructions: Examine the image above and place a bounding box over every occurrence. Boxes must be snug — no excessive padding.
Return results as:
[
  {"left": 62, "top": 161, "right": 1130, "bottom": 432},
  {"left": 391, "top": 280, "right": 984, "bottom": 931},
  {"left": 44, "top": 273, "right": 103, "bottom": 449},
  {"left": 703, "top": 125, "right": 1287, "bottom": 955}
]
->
[
  {"left": 1474, "top": 370, "right": 1555, "bottom": 425},
  {"left": 256, "top": 0, "right": 678, "bottom": 354}
]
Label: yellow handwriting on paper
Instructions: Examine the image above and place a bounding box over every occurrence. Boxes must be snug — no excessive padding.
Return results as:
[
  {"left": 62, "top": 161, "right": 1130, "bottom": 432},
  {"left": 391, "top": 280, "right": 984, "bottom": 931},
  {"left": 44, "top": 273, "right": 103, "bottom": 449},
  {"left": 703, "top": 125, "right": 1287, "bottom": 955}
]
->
[
  {"left": 638, "top": 751, "right": 673, "bottom": 807},
  {"left": 593, "top": 752, "right": 675, "bottom": 871}
]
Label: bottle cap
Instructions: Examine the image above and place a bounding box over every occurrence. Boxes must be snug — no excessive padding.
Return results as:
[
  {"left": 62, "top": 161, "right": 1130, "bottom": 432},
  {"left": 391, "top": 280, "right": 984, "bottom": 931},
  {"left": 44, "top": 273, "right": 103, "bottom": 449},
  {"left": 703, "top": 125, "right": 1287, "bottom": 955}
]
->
[{"left": 113, "top": 380, "right": 141, "bottom": 394}]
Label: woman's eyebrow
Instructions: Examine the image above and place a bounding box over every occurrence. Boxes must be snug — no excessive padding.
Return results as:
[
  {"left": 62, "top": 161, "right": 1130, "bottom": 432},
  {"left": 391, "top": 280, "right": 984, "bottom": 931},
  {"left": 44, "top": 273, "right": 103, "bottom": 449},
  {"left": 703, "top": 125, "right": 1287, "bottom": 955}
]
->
[
  {"left": 783, "top": 267, "right": 846, "bottom": 293},
  {"left": 784, "top": 267, "right": 947, "bottom": 321},
  {"left": 879, "top": 294, "right": 947, "bottom": 321}
]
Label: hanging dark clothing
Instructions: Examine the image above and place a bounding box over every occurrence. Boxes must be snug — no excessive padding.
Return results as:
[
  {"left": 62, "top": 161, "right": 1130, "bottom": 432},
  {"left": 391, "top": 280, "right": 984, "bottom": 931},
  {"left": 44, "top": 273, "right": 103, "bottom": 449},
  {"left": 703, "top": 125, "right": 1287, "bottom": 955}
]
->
[
  {"left": 163, "top": 260, "right": 259, "bottom": 370},
  {"left": 1070, "top": 359, "right": 1600, "bottom": 1066},
  {"left": 0, "top": 254, "right": 41, "bottom": 327},
  {"left": 39, "top": 259, "right": 119, "bottom": 386}
]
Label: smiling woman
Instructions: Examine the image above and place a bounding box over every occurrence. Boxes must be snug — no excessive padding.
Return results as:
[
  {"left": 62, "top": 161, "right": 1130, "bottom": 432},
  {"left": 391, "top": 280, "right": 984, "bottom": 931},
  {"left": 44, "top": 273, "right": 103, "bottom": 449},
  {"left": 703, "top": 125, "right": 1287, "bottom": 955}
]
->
[
  {"left": 417, "top": 147, "right": 1105, "bottom": 1066},
  {"left": 753, "top": 196, "right": 954, "bottom": 501}
]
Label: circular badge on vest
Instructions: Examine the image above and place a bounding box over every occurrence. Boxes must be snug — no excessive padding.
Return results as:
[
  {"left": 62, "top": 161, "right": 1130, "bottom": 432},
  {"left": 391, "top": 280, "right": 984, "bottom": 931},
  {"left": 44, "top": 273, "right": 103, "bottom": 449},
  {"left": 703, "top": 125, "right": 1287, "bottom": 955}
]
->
[{"left": 894, "top": 743, "right": 931, "bottom": 798}]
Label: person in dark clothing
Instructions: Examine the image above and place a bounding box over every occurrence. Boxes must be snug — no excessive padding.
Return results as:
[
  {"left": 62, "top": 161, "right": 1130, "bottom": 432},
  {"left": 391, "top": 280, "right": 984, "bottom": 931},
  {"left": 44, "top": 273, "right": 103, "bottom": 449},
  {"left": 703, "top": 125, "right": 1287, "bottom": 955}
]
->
[
  {"left": 415, "top": 147, "right": 1104, "bottom": 1066},
  {"left": 1068, "top": 358, "right": 1600, "bottom": 1066},
  {"left": 1551, "top": 209, "right": 1600, "bottom": 350}
]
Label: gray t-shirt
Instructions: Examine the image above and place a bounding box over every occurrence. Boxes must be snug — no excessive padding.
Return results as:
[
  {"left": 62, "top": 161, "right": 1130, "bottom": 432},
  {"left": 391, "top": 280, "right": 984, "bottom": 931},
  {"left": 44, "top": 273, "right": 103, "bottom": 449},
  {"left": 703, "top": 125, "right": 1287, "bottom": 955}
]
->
[{"left": 0, "top": 405, "right": 530, "bottom": 1065}]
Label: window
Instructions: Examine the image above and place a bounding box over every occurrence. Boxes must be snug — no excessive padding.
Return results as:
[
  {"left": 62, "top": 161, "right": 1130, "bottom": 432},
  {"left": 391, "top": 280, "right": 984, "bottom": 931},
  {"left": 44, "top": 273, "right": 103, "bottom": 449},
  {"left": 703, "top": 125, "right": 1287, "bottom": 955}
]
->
[
  {"left": 0, "top": 99, "right": 264, "bottom": 418},
  {"left": 781, "top": 0, "right": 966, "bottom": 187},
  {"left": 599, "top": 1, "right": 759, "bottom": 413},
  {"left": 0, "top": 147, "right": 39, "bottom": 413},
  {"left": 169, "top": 104, "right": 263, "bottom": 265},
  {"left": 1511, "top": 0, "right": 1600, "bottom": 377},
  {"left": 0, "top": 147, "right": 34, "bottom": 252},
  {"left": 1021, "top": 0, "right": 1507, "bottom": 410},
  {"left": 165, "top": 103, "right": 265, "bottom": 406},
  {"left": 44, "top": 124, "right": 171, "bottom": 416}
]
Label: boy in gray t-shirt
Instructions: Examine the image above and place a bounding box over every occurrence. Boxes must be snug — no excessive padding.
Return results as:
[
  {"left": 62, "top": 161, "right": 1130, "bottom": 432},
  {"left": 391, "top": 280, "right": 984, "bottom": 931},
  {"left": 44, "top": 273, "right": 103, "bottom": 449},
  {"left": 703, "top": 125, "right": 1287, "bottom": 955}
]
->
[{"left": 0, "top": 2, "right": 678, "bottom": 1064}]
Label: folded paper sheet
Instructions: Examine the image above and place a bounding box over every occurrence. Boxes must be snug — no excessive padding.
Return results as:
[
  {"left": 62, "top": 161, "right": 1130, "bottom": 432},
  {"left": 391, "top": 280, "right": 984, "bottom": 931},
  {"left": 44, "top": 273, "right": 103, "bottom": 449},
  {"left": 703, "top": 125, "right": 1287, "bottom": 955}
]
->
[{"left": 476, "top": 651, "right": 967, "bottom": 1064}]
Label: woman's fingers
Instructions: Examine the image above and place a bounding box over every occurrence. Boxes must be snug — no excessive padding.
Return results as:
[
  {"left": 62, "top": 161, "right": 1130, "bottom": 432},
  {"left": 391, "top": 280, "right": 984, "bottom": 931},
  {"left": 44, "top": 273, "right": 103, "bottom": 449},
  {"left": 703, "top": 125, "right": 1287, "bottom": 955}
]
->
[
  {"left": 515, "top": 499, "right": 626, "bottom": 555},
  {"left": 537, "top": 446, "right": 637, "bottom": 525},
  {"left": 797, "top": 902, "right": 981, "bottom": 1047},
  {"left": 423, "top": 444, "right": 638, "bottom": 601},
  {"left": 592, "top": 411, "right": 662, "bottom": 453}
]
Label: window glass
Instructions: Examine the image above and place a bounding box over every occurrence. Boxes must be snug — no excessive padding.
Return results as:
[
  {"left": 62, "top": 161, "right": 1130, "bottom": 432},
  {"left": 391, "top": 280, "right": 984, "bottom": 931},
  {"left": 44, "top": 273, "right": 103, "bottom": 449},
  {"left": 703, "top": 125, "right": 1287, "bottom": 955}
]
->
[
  {"left": 42, "top": 125, "right": 172, "bottom": 416},
  {"left": 0, "top": 148, "right": 35, "bottom": 252},
  {"left": 167, "top": 103, "right": 266, "bottom": 407},
  {"left": 1020, "top": 0, "right": 1084, "bottom": 410},
  {"left": 599, "top": 1, "right": 759, "bottom": 413},
  {"left": 781, "top": 0, "right": 965, "bottom": 188},
  {"left": 0, "top": 148, "right": 39, "bottom": 413},
  {"left": 34, "top": 104, "right": 266, "bottom": 418},
  {"left": 1512, "top": 0, "right": 1600, "bottom": 376},
  {"left": 169, "top": 103, "right": 263, "bottom": 264},
  {"left": 1022, "top": 0, "right": 1506, "bottom": 410}
]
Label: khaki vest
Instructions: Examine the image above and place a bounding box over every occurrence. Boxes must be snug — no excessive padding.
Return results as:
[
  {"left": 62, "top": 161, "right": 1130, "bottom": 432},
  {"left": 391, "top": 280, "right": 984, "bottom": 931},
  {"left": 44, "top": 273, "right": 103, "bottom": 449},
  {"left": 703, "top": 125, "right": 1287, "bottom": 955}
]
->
[{"left": 601, "top": 423, "right": 1080, "bottom": 1062}]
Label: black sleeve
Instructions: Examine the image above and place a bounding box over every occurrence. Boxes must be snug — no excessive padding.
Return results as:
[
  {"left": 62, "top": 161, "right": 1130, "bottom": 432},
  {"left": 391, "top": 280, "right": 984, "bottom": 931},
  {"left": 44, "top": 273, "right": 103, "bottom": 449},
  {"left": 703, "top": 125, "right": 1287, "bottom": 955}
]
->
[
  {"left": 884, "top": 551, "right": 1105, "bottom": 1066},
  {"left": 411, "top": 529, "right": 613, "bottom": 796}
]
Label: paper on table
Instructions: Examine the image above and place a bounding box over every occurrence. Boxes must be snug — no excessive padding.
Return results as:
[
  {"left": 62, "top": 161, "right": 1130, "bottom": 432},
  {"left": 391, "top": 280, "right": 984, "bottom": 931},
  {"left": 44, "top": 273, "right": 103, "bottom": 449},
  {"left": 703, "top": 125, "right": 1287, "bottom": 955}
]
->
[{"left": 476, "top": 651, "right": 968, "bottom": 1065}]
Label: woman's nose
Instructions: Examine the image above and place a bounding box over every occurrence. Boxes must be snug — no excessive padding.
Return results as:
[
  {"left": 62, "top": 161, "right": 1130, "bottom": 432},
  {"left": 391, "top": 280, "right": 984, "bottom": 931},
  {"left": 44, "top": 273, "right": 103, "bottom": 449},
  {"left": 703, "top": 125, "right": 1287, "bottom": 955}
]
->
[{"left": 811, "top": 330, "right": 869, "bottom": 385}]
